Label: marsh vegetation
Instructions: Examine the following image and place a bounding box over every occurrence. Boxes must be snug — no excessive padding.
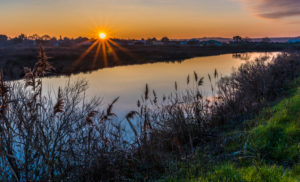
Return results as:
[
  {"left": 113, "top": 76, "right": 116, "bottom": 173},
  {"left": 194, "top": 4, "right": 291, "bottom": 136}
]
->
[{"left": 0, "top": 48, "right": 299, "bottom": 181}]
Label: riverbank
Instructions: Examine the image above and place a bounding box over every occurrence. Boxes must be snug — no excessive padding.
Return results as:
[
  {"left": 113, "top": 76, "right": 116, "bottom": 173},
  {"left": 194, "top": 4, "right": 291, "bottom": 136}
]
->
[
  {"left": 0, "top": 43, "right": 298, "bottom": 80},
  {"left": 159, "top": 77, "right": 300, "bottom": 181}
]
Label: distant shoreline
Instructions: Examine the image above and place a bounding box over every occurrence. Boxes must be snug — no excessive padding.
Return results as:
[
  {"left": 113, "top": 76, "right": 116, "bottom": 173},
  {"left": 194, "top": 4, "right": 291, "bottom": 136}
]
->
[{"left": 0, "top": 43, "right": 297, "bottom": 80}]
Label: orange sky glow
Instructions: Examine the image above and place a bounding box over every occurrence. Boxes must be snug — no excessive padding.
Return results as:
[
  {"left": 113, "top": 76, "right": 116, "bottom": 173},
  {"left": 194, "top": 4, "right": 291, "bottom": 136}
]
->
[{"left": 0, "top": 0, "right": 300, "bottom": 39}]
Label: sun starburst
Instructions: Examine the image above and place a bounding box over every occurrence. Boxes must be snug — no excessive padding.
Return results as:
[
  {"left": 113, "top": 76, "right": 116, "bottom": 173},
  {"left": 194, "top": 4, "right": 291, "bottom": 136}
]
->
[{"left": 69, "top": 30, "right": 132, "bottom": 72}]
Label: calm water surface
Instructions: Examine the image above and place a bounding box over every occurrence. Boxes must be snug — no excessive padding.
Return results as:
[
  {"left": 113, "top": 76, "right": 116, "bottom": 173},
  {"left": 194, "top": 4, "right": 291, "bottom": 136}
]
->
[{"left": 42, "top": 52, "right": 280, "bottom": 119}]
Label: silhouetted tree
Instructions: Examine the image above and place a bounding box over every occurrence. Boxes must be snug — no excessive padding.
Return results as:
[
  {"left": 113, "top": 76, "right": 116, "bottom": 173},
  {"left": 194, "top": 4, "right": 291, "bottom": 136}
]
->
[
  {"left": 41, "top": 34, "right": 51, "bottom": 41},
  {"left": 151, "top": 37, "right": 157, "bottom": 41},
  {"left": 63, "top": 37, "right": 71, "bottom": 41},
  {"left": 161, "top": 37, "right": 169, "bottom": 42},
  {"left": 233, "top": 36, "right": 242, "bottom": 43},
  {"left": 11, "top": 34, "right": 27, "bottom": 43},
  {"left": 261, "top": 37, "right": 271, "bottom": 44},
  {"left": 0, "top": 34, "right": 8, "bottom": 41},
  {"left": 28, "top": 34, "right": 40, "bottom": 40},
  {"left": 18, "top": 34, "right": 27, "bottom": 41},
  {"left": 75, "top": 36, "right": 89, "bottom": 42}
]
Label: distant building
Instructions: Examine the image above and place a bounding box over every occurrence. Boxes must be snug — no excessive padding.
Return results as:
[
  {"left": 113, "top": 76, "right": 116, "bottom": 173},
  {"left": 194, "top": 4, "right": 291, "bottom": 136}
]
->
[
  {"left": 180, "top": 41, "right": 188, "bottom": 45},
  {"left": 187, "top": 39, "right": 200, "bottom": 45},
  {"left": 201, "top": 40, "right": 222, "bottom": 46},
  {"left": 288, "top": 38, "right": 300, "bottom": 44}
]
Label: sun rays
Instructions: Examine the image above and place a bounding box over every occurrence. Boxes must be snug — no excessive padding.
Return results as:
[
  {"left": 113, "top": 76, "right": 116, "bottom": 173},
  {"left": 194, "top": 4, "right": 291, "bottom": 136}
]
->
[{"left": 70, "top": 31, "right": 132, "bottom": 72}]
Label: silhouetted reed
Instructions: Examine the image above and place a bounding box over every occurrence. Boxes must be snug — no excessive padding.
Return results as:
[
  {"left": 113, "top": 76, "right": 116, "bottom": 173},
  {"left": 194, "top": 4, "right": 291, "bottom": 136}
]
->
[{"left": 0, "top": 48, "right": 126, "bottom": 181}]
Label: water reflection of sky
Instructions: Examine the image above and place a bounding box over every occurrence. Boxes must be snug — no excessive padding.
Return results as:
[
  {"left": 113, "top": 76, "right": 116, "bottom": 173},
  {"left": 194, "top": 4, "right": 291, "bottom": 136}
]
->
[{"left": 41, "top": 52, "right": 280, "bottom": 119}]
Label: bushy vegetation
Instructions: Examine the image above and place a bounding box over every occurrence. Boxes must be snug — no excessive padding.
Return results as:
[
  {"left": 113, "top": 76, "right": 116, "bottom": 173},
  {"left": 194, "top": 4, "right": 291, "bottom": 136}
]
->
[
  {"left": 159, "top": 78, "right": 300, "bottom": 182},
  {"left": 0, "top": 48, "right": 299, "bottom": 181}
]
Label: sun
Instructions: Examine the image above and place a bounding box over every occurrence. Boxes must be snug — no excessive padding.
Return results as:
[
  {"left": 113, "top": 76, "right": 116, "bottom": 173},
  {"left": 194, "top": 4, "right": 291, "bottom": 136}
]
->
[
  {"left": 71, "top": 28, "right": 132, "bottom": 71},
  {"left": 99, "top": 33, "right": 106, "bottom": 39}
]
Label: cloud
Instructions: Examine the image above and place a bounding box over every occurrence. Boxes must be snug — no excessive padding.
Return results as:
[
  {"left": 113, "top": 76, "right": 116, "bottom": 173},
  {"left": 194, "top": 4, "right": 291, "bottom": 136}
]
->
[{"left": 242, "top": 0, "right": 300, "bottom": 19}]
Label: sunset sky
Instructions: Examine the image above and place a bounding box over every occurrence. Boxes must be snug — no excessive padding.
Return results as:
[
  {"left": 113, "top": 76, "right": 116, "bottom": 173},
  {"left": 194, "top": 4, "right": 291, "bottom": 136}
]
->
[{"left": 1, "top": 0, "right": 300, "bottom": 39}]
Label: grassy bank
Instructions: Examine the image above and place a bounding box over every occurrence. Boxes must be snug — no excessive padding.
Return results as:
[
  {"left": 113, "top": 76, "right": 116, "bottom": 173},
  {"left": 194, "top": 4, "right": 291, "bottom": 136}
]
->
[{"left": 159, "top": 78, "right": 300, "bottom": 182}]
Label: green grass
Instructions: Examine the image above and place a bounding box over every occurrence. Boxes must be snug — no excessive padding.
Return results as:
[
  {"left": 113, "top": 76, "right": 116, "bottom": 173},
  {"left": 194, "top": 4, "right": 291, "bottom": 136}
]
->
[
  {"left": 160, "top": 164, "right": 299, "bottom": 182},
  {"left": 249, "top": 88, "right": 300, "bottom": 165},
  {"left": 159, "top": 79, "right": 300, "bottom": 182},
  {"left": 202, "top": 164, "right": 297, "bottom": 182}
]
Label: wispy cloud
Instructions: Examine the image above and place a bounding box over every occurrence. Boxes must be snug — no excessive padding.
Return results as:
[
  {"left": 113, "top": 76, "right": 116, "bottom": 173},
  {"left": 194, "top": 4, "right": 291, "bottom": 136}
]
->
[{"left": 242, "top": 0, "right": 300, "bottom": 19}]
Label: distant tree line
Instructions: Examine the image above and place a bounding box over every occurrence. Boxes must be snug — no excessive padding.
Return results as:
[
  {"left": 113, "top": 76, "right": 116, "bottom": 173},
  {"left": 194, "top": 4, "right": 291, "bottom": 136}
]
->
[
  {"left": 0, "top": 33, "right": 92, "bottom": 47},
  {"left": 232, "top": 35, "right": 272, "bottom": 44},
  {"left": 0, "top": 33, "right": 89, "bottom": 42},
  {"left": 0, "top": 33, "right": 298, "bottom": 49}
]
